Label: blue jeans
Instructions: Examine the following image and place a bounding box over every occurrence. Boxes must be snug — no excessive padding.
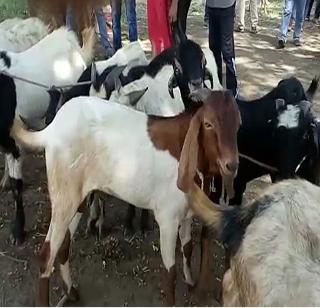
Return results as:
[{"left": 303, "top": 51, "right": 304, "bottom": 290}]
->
[
  {"left": 111, "top": 0, "right": 138, "bottom": 50},
  {"left": 279, "top": 0, "right": 307, "bottom": 40},
  {"left": 66, "top": 6, "right": 114, "bottom": 53},
  {"left": 95, "top": 7, "right": 114, "bottom": 51},
  {"left": 291, "top": 0, "right": 310, "bottom": 21}
]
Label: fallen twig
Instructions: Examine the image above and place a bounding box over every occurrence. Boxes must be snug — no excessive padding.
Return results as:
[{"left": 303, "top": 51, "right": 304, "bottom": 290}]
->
[{"left": 0, "top": 251, "right": 27, "bottom": 264}]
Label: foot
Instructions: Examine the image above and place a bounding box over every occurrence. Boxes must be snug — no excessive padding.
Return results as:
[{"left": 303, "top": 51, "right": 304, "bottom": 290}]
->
[
  {"left": 293, "top": 39, "right": 302, "bottom": 47},
  {"left": 277, "top": 39, "right": 285, "bottom": 49},
  {"left": 305, "top": 16, "right": 310, "bottom": 21},
  {"left": 203, "top": 19, "right": 208, "bottom": 29},
  {"left": 10, "top": 220, "right": 26, "bottom": 245},
  {"left": 251, "top": 26, "right": 258, "bottom": 33},
  {"left": 235, "top": 25, "right": 244, "bottom": 32}
]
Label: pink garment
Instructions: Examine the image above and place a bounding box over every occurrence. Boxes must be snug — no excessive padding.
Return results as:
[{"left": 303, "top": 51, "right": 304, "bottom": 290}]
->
[{"left": 147, "top": 0, "right": 173, "bottom": 55}]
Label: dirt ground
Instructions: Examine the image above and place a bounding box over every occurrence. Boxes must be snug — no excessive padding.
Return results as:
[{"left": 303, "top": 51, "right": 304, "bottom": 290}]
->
[{"left": 0, "top": 1, "right": 320, "bottom": 306}]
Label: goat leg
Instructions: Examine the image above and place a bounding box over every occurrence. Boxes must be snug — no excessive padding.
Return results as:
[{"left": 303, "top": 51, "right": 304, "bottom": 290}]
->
[
  {"left": 125, "top": 204, "right": 136, "bottom": 233},
  {"left": 196, "top": 225, "right": 212, "bottom": 295},
  {"left": 140, "top": 209, "right": 151, "bottom": 233}
]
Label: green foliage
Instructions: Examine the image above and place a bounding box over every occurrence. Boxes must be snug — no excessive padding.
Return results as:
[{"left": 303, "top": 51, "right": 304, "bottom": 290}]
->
[{"left": 0, "top": 0, "right": 27, "bottom": 22}]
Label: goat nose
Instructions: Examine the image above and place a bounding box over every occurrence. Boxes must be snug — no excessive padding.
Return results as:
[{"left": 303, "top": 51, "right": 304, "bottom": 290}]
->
[{"left": 225, "top": 161, "right": 239, "bottom": 173}]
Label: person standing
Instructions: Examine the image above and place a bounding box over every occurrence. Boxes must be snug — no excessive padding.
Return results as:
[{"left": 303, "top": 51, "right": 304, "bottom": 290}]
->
[
  {"left": 177, "top": 0, "right": 192, "bottom": 33},
  {"left": 277, "top": 0, "right": 307, "bottom": 48},
  {"left": 235, "top": 0, "right": 259, "bottom": 33},
  {"left": 147, "top": 0, "right": 178, "bottom": 55},
  {"left": 206, "top": 0, "right": 238, "bottom": 97},
  {"left": 111, "top": 0, "right": 138, "bottom": 50},
  {"left": 66, "top": 4, "right": 115, "bottom": 58}
]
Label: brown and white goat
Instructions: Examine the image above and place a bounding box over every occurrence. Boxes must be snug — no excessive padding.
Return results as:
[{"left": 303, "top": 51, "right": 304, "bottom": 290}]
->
[
  {"left": 10, "top": 89, "right": 240, "bottom": 306},
  {"left": 190, "top": 179, "right": 320, "bottom": 306}
]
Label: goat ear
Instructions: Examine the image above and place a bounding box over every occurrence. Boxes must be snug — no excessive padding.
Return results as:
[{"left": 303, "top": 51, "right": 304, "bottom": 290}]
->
[
  {"left": 104, "top": 65, "right": 126, "bottom": 98},
  {"left": 275, "top": 98, "right": 286, "bottom": 111},
  {"left": 168, "top": 75, "right": 178, "bottom": 98},
  {"left": 127, "top": 87, "right": 148, "bottom": 106},
  {"left": 298, "top": 100, "right": 312, "bottom": 116},
  {"left": 177, "top": 110, "right": 202, "bottom": 193}
]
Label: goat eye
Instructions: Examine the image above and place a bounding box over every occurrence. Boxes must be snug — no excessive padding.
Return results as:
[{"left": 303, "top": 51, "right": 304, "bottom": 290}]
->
[{"left": 204, "top": 122, "right": 214, "bottom": 129}]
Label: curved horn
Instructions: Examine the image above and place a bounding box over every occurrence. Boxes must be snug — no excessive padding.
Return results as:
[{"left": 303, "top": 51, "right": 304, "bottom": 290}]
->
[
  {"left": 204, "top": 68, "right": 213, "bottom": 89},
  {"left": 168, "top": 75, "right": 178, "bottom": 99},
  {"left": 189, "top": 88, "right": 212, "bottom": 103}
]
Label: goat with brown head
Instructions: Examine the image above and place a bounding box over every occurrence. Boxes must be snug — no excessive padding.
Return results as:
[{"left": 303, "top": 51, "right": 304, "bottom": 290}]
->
[{"left": 178, "top": 89, "right": 241, "bottom": 198}]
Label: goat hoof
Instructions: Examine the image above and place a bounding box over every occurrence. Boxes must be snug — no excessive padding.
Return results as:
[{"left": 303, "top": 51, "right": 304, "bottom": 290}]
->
[
  {"left": 68, "top": 286, "right": 80, "bottom": 302},
  {"left": 10, "top": 224, "right": 26, "bottom": 245}
]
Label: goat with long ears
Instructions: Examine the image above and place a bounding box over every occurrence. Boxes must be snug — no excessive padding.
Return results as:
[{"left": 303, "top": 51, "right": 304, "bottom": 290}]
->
[{"left": 10, "top": 88, "right": 240, "bottom": 306}]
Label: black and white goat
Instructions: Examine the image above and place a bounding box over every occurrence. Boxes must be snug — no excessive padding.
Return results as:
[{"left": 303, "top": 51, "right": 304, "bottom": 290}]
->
[
  {"left": 211, "top": 76, "right": 320, "bottom": 206},
  {"left": 0, "top": 27, "right": 95, "bottom": 244},
  {"left": 190, "top": 178, "right": 320, "bottom": 306}
]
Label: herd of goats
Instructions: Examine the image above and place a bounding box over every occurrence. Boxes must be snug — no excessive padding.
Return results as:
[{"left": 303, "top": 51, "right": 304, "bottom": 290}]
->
[{"left": 1, "top": 15, "right": 320, "bottom": 307}]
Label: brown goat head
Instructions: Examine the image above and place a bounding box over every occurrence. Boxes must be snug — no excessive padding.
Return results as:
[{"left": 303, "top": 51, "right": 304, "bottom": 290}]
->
[{"left": 178, "top": 89, "right": 241, "bottom": 197}]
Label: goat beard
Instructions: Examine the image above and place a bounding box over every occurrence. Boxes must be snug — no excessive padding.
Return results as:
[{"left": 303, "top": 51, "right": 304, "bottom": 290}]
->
[{"left": 220, "top": 174, "right": 235, "bottom": 206}]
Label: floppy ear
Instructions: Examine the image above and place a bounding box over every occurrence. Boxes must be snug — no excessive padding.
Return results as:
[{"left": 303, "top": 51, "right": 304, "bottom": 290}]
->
[
  {"left": 127, "top": 87, "right": 148, "bottom": 106},
  {"left": 177, "top": 109, "right": 202, "bottom": 193}
]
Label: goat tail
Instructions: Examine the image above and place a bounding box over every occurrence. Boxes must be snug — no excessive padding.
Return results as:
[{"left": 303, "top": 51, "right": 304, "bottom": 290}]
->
[
  {"left": 81, "top": 27, "right": 96, "bottom": 66},
  {"left": 10, "top": 118, "right": 47, "bottom": 151},
  {"left": 306, "top": 76, "right": 319, "bottom": 101},
  {"left": 189, "top": 182, "right": 227, "bottom": 231}
]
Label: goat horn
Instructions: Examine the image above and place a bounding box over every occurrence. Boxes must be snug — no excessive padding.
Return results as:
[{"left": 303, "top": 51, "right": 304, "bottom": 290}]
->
[
  {"left": 91, "top": 62, "right": 97, "bottom": 84},
  {"left": 189, "top": 88, "right": 211, "bottom": 103},
  {"left": 204, "top": 68, "right": 213, "bottom": 89},
  {"left": 168, "top": 75, "right": 178, "bottom": 99}
]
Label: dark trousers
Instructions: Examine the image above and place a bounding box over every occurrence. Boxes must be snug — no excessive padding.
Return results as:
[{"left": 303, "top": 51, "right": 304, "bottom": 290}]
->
[
  {"left": 111, "top": 0, "right": 138, "bottom": 50},
  {"left": 207, "top": 5, "right": 238, "bottom": 97},
  {"left": 306, "top": 0, "right": 320, "bottom": 18},
  {"left": 177, "top": 0, "right": 192, "bottom": 33}
]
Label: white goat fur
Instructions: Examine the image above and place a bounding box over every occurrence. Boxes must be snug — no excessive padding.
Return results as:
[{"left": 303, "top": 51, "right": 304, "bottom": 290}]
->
[
  {"left": 110, "top": 46, "right": 222, "bottom": 116},
  {"left": 0, "top": 27, "right": 94, "bottom": 128},
  {"left": 11, "top": 96, "right": 194, "bottom": 285},
  {"left": 95, "top": 41, "right": 148, "bottom": 75},
  {"left": 0, "top": 17, "right": 49, "bottom": 52},
  {"left": 192, "top": 179, "right": 320, "bottom": 306},
  {"left": 1, "top": 27, "right": 94, "bottom": 190}
]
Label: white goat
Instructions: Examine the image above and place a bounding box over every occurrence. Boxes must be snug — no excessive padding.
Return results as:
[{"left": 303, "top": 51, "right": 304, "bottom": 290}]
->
[
  {"left": 190, "top": 179, "right": 320, "bottom": 306},
  {"left": 0, "top": 17, "right": 49, "bottom": 52},
  {"left": 0, "top": 26, "right": 95, "bottom": 244},
  {"left": 10, "top": 89, "right": 240, "bottom": 306}
]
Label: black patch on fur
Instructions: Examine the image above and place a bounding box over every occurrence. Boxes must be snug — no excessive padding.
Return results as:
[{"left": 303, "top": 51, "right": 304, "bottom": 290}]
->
[
  {"left": 0, "top": 73, "right": 19, "bottom": 156},
  {"left": 9, "top": 177, "right": 25, "bottom": 244},
  {"left": 0, "top": 51, "right": 11, "bottom": 68},
  {"left": 219, "top": 195, "right": 272, "bottom": 257},
  {"left": 306, "top": 76, "right": 319, "bottom": 101}
]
